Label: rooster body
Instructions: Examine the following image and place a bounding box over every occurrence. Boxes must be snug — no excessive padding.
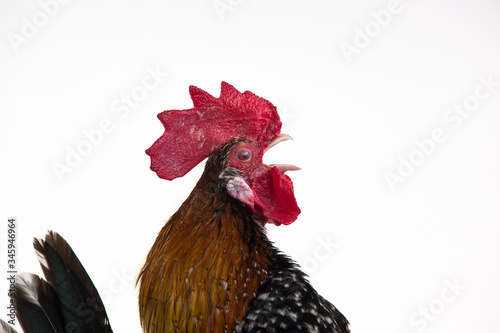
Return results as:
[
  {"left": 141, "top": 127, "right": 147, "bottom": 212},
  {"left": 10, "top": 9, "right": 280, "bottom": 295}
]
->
[
  {"left": 138, "top": 136, "right": 349, "bottom": 332},
  {"left": 6, "top": 82, "right": 349, "bottom": 333}
]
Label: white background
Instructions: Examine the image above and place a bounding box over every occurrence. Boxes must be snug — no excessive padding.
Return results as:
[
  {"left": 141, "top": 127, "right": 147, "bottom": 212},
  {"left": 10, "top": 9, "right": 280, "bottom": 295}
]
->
[{"left": 1, "top": 1, "right": 500, "bottom": 332}]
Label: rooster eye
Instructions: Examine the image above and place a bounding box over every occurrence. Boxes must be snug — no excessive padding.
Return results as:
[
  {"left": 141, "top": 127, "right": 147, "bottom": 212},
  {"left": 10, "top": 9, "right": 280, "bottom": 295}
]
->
[{"left": 236, "top": 149, "right": 252, "bottom": 162}]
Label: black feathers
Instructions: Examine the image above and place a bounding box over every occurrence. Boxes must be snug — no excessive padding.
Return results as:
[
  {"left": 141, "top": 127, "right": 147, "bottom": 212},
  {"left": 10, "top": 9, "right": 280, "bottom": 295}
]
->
[
  {"left": 14, "top": 272, "right": 65, "bottom": 332},
  {"left": 0, "top": 319, "right": 18, "bottom": 333},
  {"left": 236, "top": 249, "right": 350, "bottom": 333},
  {"left": 13, "top": 231, "right": 113, "bottom": 333}
]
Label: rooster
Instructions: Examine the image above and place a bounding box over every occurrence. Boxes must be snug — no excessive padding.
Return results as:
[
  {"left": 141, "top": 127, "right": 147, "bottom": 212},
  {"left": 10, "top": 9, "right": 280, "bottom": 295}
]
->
[{"left": 4, "top": 82, "right": 349, "bottom": 332}]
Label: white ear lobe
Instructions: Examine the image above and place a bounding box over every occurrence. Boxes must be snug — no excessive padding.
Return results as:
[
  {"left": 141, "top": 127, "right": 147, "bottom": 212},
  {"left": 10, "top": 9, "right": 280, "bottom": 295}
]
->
[{"left": 226, "top": 176, "right": 255, "bottom": 209}]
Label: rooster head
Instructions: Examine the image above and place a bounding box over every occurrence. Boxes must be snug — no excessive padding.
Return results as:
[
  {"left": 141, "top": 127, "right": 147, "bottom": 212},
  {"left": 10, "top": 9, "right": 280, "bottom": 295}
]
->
[{"left": 146, "top": 82, "right": 301, "bottom": 225}]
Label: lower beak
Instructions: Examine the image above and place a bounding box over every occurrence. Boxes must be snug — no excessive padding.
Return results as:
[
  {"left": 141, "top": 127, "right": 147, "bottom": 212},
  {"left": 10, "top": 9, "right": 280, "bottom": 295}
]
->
[{"left": 270, "top": 164, "right": 302, "bottom": 173}]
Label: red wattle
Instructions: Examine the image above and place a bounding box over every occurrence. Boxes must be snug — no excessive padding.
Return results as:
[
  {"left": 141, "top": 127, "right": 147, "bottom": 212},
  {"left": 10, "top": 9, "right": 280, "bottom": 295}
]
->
[{"left": 252, "top": 166, "right": 301, "bottom": 226}]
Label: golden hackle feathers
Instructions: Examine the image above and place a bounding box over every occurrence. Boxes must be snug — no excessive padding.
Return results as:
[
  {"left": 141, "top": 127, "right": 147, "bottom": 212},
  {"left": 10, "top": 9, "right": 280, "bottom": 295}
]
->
[{"left": 137, "top": 175, "right": 271, "bottom": 332}]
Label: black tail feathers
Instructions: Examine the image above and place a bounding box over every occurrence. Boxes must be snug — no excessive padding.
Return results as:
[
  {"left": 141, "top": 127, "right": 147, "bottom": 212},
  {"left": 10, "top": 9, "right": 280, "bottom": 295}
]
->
[
  {"left": 0, "top": 318, "right": 18, "bottom": 333},
  {"left": 5, "top": 231, "right": 112, "bottom": 333}
]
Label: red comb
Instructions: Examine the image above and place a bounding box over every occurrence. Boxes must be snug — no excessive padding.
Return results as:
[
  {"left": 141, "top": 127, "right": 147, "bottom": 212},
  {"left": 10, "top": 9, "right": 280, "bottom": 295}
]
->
[{"left": 146, "top": 82, "right": 282, "bottom": 180}]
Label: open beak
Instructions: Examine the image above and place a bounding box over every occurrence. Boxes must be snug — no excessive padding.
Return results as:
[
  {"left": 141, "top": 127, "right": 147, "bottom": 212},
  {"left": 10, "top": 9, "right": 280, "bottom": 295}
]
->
[{"left": 264, "top": 133, "right": 301, "bottom": 173}]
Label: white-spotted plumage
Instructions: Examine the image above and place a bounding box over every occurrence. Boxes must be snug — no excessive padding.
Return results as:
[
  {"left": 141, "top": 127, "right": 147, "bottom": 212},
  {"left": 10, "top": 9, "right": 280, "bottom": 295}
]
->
[{"left": 234, "top": 248, "right": 350, "bottom": 333}]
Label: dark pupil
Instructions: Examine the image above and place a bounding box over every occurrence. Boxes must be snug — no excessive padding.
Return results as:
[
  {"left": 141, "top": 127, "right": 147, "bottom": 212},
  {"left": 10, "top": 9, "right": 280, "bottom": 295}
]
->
[{"left": 238, "top": 150, "right": 251, "bottom": 161}]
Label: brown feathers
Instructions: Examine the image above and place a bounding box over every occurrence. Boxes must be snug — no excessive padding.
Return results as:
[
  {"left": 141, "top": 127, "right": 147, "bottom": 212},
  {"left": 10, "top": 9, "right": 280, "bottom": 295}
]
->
[{"left": 137, "top": 160, "right": 271, "bottom": 332}]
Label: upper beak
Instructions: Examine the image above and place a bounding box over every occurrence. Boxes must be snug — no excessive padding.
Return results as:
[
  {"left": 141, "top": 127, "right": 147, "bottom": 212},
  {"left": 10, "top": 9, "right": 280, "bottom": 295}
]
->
[
  {"left": 264, "top": 133, "right": 294, "bottom": 154},
  {"left": 264, "top": 133, "right": 301, "bottom": 173}
]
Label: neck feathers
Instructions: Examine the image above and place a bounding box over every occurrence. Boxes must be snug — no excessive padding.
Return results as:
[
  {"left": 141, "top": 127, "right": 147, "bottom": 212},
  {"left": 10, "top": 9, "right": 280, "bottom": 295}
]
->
[{"left": 137, "top": 173, "right": 271, "bottom": 332}]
